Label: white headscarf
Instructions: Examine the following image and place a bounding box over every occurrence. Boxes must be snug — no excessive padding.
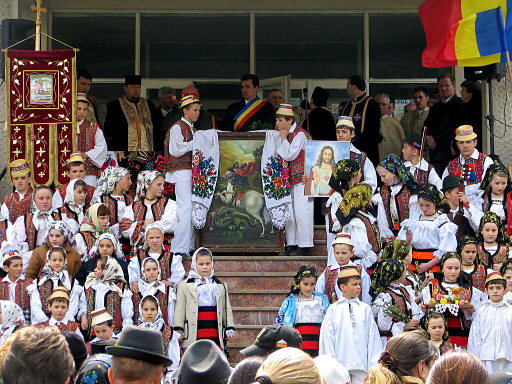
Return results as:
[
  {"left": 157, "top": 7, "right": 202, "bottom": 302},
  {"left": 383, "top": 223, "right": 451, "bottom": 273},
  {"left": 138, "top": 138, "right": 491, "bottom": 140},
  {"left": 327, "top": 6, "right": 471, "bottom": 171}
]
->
[
  {"left": 64, "top": 179, "right": 86, "bottom": 224},
  {"left": 187, "top": 247, "right": 218, "bottom": 300},
  {"left": 143, "top": 222, "right": 165, "bottom": 251},
  {"left": 0, "top": 301, "right": 24, "bottom": 345},
  {"left": 313, "top": 355, "right": 351, "bottom": 384},
  {"left": 31, "top": 187, "right": 55, "bottom": 227},
  {"left": 135, "top": 170, "right": 162, "bottom": 202},
  {"left": 89, "top": 233, "right": 124, "bottom": 260},
  {"left": 84, "top": 256, "right": 125, "bottom": 296},
  {"left": 139, "top": 257, "right": 166, "bottom": 296},
  {"left": 94, "top": 166, "right": 130, "bottom": 199},
  {"left": 38, "top": 246, "right": 71, "bottom": 291},
  {"left": 137, "top": 294, "right": 165, "bottom": 331}
]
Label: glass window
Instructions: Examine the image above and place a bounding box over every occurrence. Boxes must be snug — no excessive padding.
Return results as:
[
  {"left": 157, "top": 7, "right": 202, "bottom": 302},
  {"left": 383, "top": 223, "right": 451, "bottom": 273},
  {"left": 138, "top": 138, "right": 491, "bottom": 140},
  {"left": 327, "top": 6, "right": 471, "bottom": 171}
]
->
[
  {"left": 256, "top": 14, "right": 364, "bottom": 79},
  {"left": 368, "top": 83, "right": 438, "bottom": 100},
  {"left": 369, "top": 14, "right": 450, "bottom": 79},
  {"left": 140, "top": 14, "right": 250, "bottom": 78},
  {"left": 51, "top": 13, "right": 135, "bottom": 77}
]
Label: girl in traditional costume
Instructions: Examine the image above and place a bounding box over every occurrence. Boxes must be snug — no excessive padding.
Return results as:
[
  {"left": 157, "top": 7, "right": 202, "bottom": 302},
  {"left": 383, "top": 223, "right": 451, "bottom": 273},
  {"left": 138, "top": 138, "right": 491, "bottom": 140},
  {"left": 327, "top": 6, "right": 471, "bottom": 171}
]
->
[
  {"left": 0, "top": 300, "right": 24, "bottom": 346},
  {"left": 458, "top": 235, "right": 487, "bottom": 292},
  {"left": 374, "top": 154, "right": 420, "bottom": 241},
  {"left": 174, "top": 247, "right": 234, "bottom": 352},
  {"left": 398, "top": 184, "right": 458, "bottom": 274},
  {"left": 79, "top": 255, "right": 133, "bottom": 335},
  {"left": 325, "top": 159, "right": 361, "bottom": 266},
  {"left": 378, "top": 239, "right": 418, "bottom": 298},
  {"left": 421, "top": 252, "right": 485, "bottom": 348},
  {"left": 72, "top": 203, "right": 111, "bottom": 263},
  {"left": 123, "top": 171, "right": 177, "bottom": 254},
  {"left": 475, "top": 211, "right": 512, "bottom": 273},
  {"left": 59, "top": 179, "right": 89, "bottom": 231},
  {"left": 335, "top": 183, "right": 380, "bottom": 270},
  {"left": 28, "top": 246, "right": 82, "bottom": 325},
  {"left": 275, "top": 266, "right": 329, "bottom": 357},
  {"left": 419, "top": 310, "right": 454, "bottom": 355}
]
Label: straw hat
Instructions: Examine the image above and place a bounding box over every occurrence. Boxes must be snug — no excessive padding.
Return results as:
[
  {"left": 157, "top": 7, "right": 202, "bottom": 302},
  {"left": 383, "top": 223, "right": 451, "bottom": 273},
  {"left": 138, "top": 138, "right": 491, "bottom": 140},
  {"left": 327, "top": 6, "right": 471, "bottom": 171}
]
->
[
  {"left": 49, "top": 286, "right": 70, "bottom": 302},
  {"left": 276, "top": 104, "right": 294, "bottom": 117},
  {"left": 332, "top": 232, "right": 354, "bottom": 247},
  {"left": 338, "top": 265, "right": 360, "bottom": 279},
  {"left": 336, "top": 116, "right": 355, "bottom": 130},
  {"left": 455, "top": 125, "right": 477, "bottom": 141},
  {"left": 9, "top": 159, "right": 30, "bottom": 179},
  {"left": 90, "top": 308, "right": 114, "bottom": 328},
  {"left": 67, "top": 152, "right": 85, "bottom": 165},
  {"left": 180, "top": 95, "right": 201, "bottom": 109},
  {"left": 77, "top": 93, "right": 89, "bottom": 104}
]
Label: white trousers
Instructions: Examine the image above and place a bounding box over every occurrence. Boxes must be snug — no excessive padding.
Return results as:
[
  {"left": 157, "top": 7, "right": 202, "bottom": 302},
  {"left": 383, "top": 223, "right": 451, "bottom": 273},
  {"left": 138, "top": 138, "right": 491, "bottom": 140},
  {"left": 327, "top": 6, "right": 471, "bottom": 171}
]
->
[
  {"left": 170, "top": 176, "right": 194, "bottom": 253},
  {"left": 84, "top": 175, "right": 98, "bottom": 188},
  {"left": 325, "top": 214, "right": 336, "bottom": 266},
  {"left": 349, "top": 370, "right": 367, "bottom": 384},
  {"left": 285, "top": 183, "right": 314, "bottom": 248},
  {"left": 483, "top": 358, "right": 512, "bottom": 374}
]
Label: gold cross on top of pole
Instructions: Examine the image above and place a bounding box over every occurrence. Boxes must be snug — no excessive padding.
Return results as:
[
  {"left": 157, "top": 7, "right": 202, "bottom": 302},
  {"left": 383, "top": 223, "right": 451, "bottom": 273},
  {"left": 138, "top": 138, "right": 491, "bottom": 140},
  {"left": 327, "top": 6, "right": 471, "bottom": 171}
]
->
[{"left": 30, "top": 0, "right": 47, "bottom": 51}]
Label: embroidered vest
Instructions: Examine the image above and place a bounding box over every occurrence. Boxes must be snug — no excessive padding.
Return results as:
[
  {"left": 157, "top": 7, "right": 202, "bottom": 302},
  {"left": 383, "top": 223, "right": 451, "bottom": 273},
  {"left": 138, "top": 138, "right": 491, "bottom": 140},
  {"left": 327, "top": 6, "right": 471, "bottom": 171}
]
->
[
  {"left": 4, "top": 188, "right": 33, "bottom": 222},
  {"left": 86, "top": 283, "right": 125, "bottom": 334},
  {"left": 477, "top": 244, "right": 509, "bottom": 269},
  {"left": 385, "top": 287, "right": 412, "bottom": 323},
  {"left": 0, "top": 278, "right": 32, "bottom": 310},
  {"left": 354, "top": 212, "right": 380, "bottom": 253},
  {"left": 79, "top": 231, "right": 98, "bottom": 255},
  {"left": 37, "top": 320, "right": 80, "bottom": 332},
  {"left": 0, "top": 220, "right": 7, "bottom": 245},
  {"left": 132, "top": 198, "right": 168, "bottom": 224},
  {"left": 37, "top": 277, "right": 73, "bottom": 315},
  {"left": 78, "top": 119, "right": 101, "bottom": 176},
  {"left": 136, "top": 250, "right": 173, "bottom": 281},
  {"left": 323, "top": 264, "right": 363, "bottom": 304},
  {"left": 101, "top": 194, "right": 133, "bottom": 226},
  {"left": 164, "top": 120, "right": 193, "bottom": 173},
  {"left": 380, "top": 185, "right": 411, "bottom": 230},
  {"left": 287, "top": 126, "right": 312, "bottom": 185},
  {"left": 350, "top": 151, "right": 367, "bottom": 182},
  {"left": 132, "top": 288, "right": 170, "bottom": 326},
  {"left": 466, "top": 264, "right": 487, "bottom": 292},
  {"left": 415, "top": 163, "right": 434, "bottom": 187},
  {"left": 161, "top": 325, "right": 173, "bottom": 352},
  {"left": 24, "top": 211, "right": 63, "bottom": 251},
  {"left": 119, "top": 96, "right": 153, "bottom": 151},
  {"left": 448, "top": 152, "right": 486, "bottom": 185},
  {"left": 482, "top": 192, "right": 512, "bottom": 235}
]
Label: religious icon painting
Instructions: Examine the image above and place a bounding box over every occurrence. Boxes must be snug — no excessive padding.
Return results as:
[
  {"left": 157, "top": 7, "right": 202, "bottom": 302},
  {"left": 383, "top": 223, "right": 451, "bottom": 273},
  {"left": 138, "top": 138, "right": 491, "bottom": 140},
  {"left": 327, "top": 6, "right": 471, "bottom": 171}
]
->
[
  {"left": 304, "top": 140, "right": 350, "bottom": 197},
  {"left": 29, "top": 74, "right": 54, "bottom": 104}
]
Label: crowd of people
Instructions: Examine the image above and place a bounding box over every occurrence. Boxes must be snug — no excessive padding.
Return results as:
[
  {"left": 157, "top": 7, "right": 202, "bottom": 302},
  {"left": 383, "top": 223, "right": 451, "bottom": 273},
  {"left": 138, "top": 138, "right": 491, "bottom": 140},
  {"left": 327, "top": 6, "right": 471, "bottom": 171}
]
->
[{"left": 0, "top": 69, "right": 509, "bottom": 384}]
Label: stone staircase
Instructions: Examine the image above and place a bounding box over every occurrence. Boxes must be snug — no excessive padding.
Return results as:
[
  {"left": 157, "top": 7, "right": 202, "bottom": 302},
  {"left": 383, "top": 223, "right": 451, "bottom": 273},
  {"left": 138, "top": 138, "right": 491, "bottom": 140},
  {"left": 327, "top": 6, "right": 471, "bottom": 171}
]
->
[{"left": 184, "top": 225, "right": 328, "bottom": 363}]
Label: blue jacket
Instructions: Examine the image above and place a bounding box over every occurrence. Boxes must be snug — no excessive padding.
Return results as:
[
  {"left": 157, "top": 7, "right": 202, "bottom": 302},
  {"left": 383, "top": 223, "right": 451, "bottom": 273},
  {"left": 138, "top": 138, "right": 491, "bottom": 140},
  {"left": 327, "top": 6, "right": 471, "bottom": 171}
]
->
[{"left": 274, "top": 292, "right": 330, "bottom": 327}]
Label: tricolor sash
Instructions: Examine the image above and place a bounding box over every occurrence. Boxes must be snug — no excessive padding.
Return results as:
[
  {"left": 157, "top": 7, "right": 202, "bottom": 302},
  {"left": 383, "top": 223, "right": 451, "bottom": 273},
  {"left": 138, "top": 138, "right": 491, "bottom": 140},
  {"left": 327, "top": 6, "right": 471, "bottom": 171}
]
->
[{"left": 233, "top": 98, "right": 267, "bottom": 132}]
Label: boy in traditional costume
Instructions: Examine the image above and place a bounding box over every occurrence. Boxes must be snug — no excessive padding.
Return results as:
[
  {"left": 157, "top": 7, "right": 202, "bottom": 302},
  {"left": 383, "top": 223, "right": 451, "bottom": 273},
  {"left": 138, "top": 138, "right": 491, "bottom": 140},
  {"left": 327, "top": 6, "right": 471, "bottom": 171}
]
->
[
  {"left": 0, "top": 250, "right": 32, "bottom": 323},
  {"left": 402, "top": 133, "right": 442, "bottom": 190},
  {"left": 36, "top": 286, "right": 83, "bottom": 337},
  {"left": 2, "top": 159, "right": 33, "bottom": 223}
]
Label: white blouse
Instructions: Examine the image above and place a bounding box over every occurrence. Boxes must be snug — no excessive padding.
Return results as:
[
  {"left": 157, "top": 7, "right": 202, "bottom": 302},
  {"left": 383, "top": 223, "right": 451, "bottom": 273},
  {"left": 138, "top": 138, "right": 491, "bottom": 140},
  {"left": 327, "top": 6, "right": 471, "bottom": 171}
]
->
[
  {"left": 295, "top": 296, "right": 325, "bottom": 324},
  {"left": 122, "top": 199, "right": 177, "bottom": 241}
]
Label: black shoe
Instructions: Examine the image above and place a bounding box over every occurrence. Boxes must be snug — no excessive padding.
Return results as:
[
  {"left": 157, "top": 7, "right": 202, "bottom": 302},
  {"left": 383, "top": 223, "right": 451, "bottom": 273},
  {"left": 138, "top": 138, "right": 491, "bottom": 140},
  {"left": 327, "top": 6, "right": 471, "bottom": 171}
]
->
[
  {"left": 284, "top": 245, "right": 298, "bottom": 255},
  {"left": 174, "top": 252, "right": 189, "bottom": 259},
  {"left": 294, "top": 247, "right": 312, "bottom": 256}
]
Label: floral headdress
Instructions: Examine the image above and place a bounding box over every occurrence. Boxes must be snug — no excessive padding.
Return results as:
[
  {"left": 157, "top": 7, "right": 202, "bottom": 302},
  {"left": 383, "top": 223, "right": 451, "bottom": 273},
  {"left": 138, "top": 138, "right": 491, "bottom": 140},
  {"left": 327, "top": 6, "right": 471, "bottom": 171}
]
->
[
  {"left": 417, "top": 184, "right": 450, "bottom": 213},
  {"left": 379, "top": 154, "right": 419, "bottom": 192},
  {"left": 371, "top": 258, "right": 405, "bottom": 295},
  {"left": 381, "top": 240, "right": 411, "bottom": 262},
  {"left": 289, "top": 266, "right": 317, "bottom": 295},
  {"left": 94, "top": 166, "right": 130, "bottom": 199},
  {"left": 335, "top": 182, "right": 372, "bottom": 227},
  {"left": 419, "top": 311, "right": 450, "bottom": 341},
  {"left": 329, "top": 159, "right": 360, "bottom": 194},
  {"left": 135, "top": 170, "right": 162, "bottom": 202},
  {"left": 476, "top": 211, "right": 512, "bottom": 246},
  {"left": 479, "top": 163, "right": 511, "bottom": 195}
]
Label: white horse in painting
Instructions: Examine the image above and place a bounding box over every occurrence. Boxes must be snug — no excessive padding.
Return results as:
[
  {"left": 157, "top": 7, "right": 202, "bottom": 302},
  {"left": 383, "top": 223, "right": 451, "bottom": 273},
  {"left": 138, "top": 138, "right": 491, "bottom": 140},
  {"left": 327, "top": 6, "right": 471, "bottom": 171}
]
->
[{"left": 214, "top": 168, "right": 272, "bottom": 237}]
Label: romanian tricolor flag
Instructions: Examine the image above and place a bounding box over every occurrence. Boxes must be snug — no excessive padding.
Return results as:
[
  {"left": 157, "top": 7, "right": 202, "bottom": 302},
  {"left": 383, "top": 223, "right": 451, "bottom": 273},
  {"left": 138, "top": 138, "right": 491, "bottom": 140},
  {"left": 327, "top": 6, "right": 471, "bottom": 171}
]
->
[{"left": 419, "top": 0, "right": 511, "bottom": 67}]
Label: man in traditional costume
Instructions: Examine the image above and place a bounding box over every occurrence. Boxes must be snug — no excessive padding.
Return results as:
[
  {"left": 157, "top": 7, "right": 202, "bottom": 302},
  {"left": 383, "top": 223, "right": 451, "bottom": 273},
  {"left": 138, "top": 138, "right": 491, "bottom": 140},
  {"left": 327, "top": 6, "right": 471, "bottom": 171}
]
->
[
  {"left": 341, "top": 75, "right": 382, "bottom": 166},
  {"left": 222, "top": 73, "right": 275, "bottom": 132},
  {"left": 104, "top": 75, "right": 160, "bottom": 187},
  {"left": 76, "top": 93, "right": 107, "bottom": 187}
]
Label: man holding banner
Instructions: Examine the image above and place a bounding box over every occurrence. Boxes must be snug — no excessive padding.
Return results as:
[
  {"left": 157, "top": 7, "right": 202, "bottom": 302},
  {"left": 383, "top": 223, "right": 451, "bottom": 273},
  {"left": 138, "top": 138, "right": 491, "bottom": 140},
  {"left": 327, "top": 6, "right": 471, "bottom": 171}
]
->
[{"left": 222, "top": 73, "right": 276, "bottom": 132}]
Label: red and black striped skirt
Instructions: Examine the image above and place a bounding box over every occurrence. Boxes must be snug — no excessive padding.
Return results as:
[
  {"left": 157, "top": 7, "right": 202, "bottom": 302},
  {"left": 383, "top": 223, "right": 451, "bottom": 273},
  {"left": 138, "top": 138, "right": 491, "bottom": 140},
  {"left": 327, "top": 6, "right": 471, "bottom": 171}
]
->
[
  {"left": 295, "top": 323, "right": 321, "bottom": 357},
  {"left": 446, "top": 316, "right": 469, "bottom": 349},
  {"left": 197, "top": 306, "right": 220, "bottom": 347}
]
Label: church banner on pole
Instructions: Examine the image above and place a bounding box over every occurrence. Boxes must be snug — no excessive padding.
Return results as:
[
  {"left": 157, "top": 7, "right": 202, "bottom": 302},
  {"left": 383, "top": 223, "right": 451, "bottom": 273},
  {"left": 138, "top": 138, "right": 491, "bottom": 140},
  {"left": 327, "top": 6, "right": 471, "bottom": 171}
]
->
[{"left": 5, "top": 49, "right": 76, "bottom": 186}]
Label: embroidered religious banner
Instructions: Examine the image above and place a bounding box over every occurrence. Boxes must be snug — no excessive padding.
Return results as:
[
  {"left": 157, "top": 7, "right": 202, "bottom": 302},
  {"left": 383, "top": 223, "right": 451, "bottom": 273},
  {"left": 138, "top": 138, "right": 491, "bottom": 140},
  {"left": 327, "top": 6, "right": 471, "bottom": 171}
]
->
[{"left": 5, "top": 49, "right": 76, "bottom": 186}]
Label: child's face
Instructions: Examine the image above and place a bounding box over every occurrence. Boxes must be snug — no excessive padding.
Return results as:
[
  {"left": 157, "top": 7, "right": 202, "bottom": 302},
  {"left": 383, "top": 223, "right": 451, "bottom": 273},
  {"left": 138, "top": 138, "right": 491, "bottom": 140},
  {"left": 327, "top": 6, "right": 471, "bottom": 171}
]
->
[
  {"left": 92, "top": 323, "right": 114, "bottom": 340},
  {"left": 487, "top": 283, "right": 506, "bottom": 303},
  {"left": 34, "top": 189, "right": 52, "bottom": 211},
  {"left": 12, "top": 174, "right": 30, "bottom": 192},
  {"left": 442, "top": 258, "right": 461, "bottom": 282},
  {"left": 143, "top": 260, "right": 159, "bottom": 282},
  {"left": 115, "top": 174, "right": 132, "bottom": 193},
  {"left": 76, "top": 101, "right": 88, "bottom": 121},
  {"left": 68, "top": 165, "right": 86, "bottom": 180},
  {"left": 94, "top": 261, "right": 104, "bottom": 280},
  {"left": 48, "top": 229, "right": 65, "bottom": 247},
  {"left": 401, "top": 143, "right": 418, "bottom": 162},
  {"left": 427, "top": 317, "right": 445, "bottom": 340},
  {"left": 503, "top": 269, "right": 512, "bottom": 291},
  {"left": 4, "top": 259, "right": 23, "bottom": 280},
  {"left": 146, "top": 176, "right": 165, "bottom": 199},
  {"left": 460, "top": 244, "right": 477, "bottom": 266},
  {"left": 444, "top": 188, "right": 459, "bottom": 207},
  {"left": 183, "top": 104, "right": 201, "bottom": 123},
  {"left": 491, "top": 175, "right": 508, "bottom": 196},
  {"left": 340, "top": 278, "right": 361, "bottom": 299},
  {"left": 49, "top": 300, "right": 68, "bottom": 321},
  {"left": 456, "top": 139, "right": 477, "bottom": 159},
  {"left": 419, "top": 197, "right": 436, "bottom": 216},
  {"left": 482, "top": 222, "right": 499, "bottom": 243},
  {"left": 98, "top": 239, "right": 114, "bottom": 257},
  {"left": 196, "top": 255, "right": 213, "bottom": 277},
  {"left": 97, "top": 215, "right": 110, "bottom": 231},
  {"left": 49, "top": 252, "right": 65, "bottom": 272},
  {"left": 298, "top": 276, "right": 316, "bottom": 298},
  {"left": 141, "top": 301, "right": 158, "bottom": 323},
  {"left": 74, "top": 187, "right": 87, "bottom": 205},
  {"left": 333, "top": 244, "right": 353, "bottom": 266},
  {"left": 377, "top": 166, "right": 397, "bottom": 186},
  {"left": 335, "top": 127, "right": 354, "bottom": 142},
  {"left": 275, "top": 116, "right": 293, "bottom": 131},
  {"left": 146, "top": 228, "right": 163, "bottom": 250}
]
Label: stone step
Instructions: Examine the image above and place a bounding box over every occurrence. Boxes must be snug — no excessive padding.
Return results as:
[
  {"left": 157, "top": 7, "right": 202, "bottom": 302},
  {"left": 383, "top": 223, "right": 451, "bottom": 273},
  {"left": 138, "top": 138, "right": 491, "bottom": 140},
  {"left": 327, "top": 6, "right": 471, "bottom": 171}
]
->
[
  {"left": 226, "top": 343, "right": 252, "bottom": 364},
  {"left": 183, "top": 255, "right": 326, "bottom": 272},
  {"left": 216, "top": 272, "right": 294, "bottom": 290},
  {"left": 230, "top": 290, "right": 288, "bottom": 307},
  {"left": 230, "top": 324, "right": 269, "bottom": 344},
  {"left": 233, "top": 306, "right": 279, "bottom": 325}
]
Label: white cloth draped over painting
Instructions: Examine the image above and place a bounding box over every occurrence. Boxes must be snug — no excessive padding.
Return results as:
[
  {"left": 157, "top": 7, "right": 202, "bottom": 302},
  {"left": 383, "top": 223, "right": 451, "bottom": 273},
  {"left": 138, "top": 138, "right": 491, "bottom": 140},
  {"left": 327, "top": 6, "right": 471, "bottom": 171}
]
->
[
  {"left": 190, "top": 130, "right": 219, "bottom": 229},
  {"left": 260, "top": 130, "right": 293, "bottom": 229}
]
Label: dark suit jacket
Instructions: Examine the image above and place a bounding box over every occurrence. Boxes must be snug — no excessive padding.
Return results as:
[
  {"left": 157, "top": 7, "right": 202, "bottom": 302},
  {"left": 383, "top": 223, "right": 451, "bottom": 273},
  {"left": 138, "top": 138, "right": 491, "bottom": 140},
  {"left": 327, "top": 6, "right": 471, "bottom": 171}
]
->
[{"left": 222, "top": 99, "right": 276, "bottom": 131}]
